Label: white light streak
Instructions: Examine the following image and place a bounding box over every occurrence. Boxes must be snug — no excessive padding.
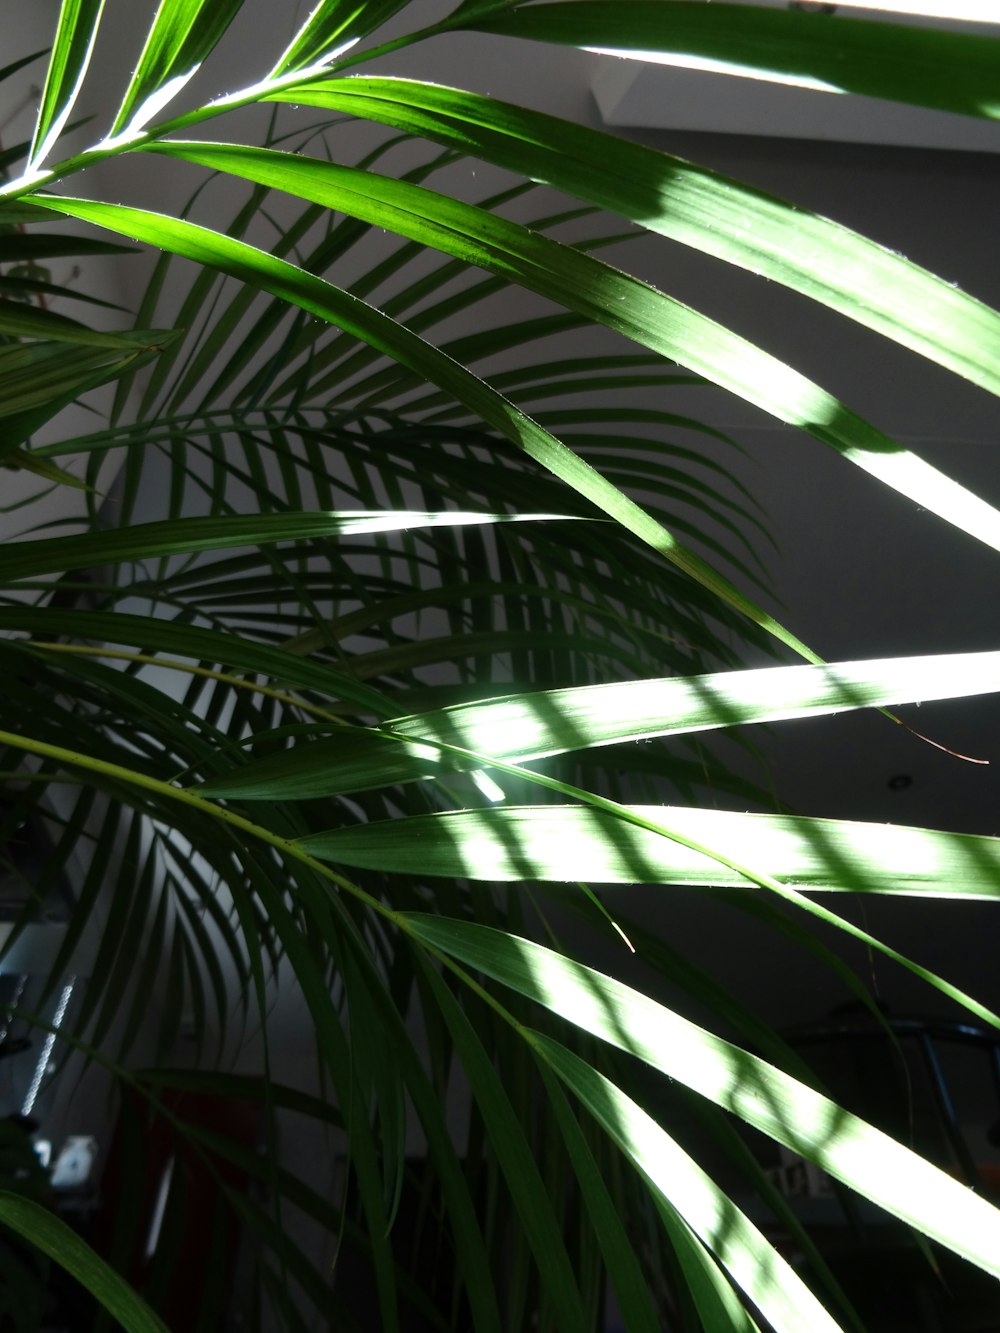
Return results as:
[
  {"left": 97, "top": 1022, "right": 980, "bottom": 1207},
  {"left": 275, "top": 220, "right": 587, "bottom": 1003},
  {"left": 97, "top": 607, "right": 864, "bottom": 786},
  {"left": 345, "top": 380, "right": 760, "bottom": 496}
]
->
[{"left": 21, "top": 979, "right": 75, "bottom": 1118}]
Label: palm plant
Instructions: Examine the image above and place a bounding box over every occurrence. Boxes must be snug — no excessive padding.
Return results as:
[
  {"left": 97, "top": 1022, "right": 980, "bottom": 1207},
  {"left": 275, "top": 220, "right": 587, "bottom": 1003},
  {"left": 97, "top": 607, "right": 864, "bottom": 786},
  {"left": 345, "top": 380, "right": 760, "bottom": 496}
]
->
[{"left": 3, "top": 2, "right": 1000, "bottom": 1329}]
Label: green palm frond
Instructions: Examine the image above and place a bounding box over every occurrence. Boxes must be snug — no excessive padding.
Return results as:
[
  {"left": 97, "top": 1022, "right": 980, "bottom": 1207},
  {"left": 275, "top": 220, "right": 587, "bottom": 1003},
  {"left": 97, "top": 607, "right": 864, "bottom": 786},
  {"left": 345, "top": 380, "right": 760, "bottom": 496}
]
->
[{"left": 2, "top": 4, "right": 1000, "bottom": 1330}]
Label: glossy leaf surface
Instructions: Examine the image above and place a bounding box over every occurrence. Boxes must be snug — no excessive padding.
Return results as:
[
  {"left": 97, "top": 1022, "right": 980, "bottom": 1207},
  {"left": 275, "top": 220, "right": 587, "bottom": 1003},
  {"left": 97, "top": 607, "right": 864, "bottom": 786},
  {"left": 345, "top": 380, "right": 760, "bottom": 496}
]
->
[
  {"left": 200, "top": 649, "right": 1000, "bottom": 797},
  {"left": 302, "top": 804, "right": 1000, "bottom": 898},
  {"left": 142, "top": 140, "right": 1000, "bottom": 560},
  {"left": 273, "top": 77, "right": 1000, "bottom": 401},
  {"left": 28, "top": 0, "right": 106, "bottom": 169},
  {"left": 405, "top": 916, "right": 1000, "bottom": 1279},
  {"left": 462, "top": 2, "right": 1000, "bottom": 119}
]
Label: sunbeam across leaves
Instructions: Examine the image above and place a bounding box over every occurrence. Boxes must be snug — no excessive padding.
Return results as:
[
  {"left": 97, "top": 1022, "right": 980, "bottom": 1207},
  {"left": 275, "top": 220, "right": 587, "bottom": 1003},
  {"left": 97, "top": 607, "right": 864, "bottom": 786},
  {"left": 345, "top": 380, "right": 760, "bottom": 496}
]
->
[{"left": 2, "top": 3, "right": 1000, "bottom": 1329}]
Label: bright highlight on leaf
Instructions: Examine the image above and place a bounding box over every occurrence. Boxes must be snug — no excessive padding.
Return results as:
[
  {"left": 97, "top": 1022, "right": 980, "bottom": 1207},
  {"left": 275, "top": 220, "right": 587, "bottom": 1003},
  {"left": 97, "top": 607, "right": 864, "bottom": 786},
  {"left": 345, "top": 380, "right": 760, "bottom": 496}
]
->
[
  {"left": 583, "top": 47, "right": 845, "bottom": 94},
  {"left": 108, "top": 0, "right": 245, "bottom": 137},
  {"left": 833, "top": 1, "right": 996, "bottom": 17},
  {"left": 465, "top": 2, "right": 1000, "bottom": 121},
  {"left": 28, "top": 0, "right": 106, "bottom": 169},
  {"left": 139, "top": 140, "right": 1000, "bottom": 558},
  {"left": 267, "top": 0, "right": 404, "bottom": 77},
  {"left": 6, "top": 2, "right": 1000, "bottom": 1329},
  {"left": 300, "top": 803, "right": 1000, "bottom": 899},
  {"left": 387, "top": 650, "right": 1000, "bottom": 761},
  {"left": 29, "top": 192, "right": 824, "bottom": 665},
  {"left": 269, "top": 78, "right": 1000, "bottom": 400},
  {"left": 199, "top": 649, "right": 1000, "bottom": 799},
  {"left": 405, "top": 917, "right": 1000, "bottom": 1282},
  {"left": 532, "top": 1035, "right": 842, "bottom": 1333},
  {"left": 0, "top": 509, "right": 583, "bottom": 582}
]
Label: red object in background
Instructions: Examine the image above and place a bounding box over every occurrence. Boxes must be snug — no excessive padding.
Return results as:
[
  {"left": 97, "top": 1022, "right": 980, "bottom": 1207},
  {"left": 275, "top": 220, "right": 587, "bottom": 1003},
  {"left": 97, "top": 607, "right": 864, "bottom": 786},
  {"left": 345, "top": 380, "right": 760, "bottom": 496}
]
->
[{"left": 94, "top": 1088, "right": 263, "bottom": 1328}]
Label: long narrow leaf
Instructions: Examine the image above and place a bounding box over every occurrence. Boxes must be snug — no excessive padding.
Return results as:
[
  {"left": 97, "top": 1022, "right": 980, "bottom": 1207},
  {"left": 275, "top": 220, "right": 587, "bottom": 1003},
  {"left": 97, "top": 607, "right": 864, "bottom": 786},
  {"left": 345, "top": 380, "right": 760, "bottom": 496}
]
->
[
  {"left": 415, "top": 957, "right": 588, "bottom": 1333},
  {"left": 533, "top": 1035, "right": 840, "bottom": 1333},
  {"left": 459, "top": 2, "right": 1000, "bottom": 120},
  {"left": 0, "top": 304, "right": 166, "bottom": 349},
  {"left": 108, "top": 0, "right": 245, "bottom": 138},
  {"left": 0, "top": 510, "right": 580, "bottom": 583},
  {"left": 279, "top": 77, "right": 1000, "bottom": 402},
  {"left": 28, "top": 0, "right": 106, "bottom": 170},
  {"left": 534, "top": 1061, "right": 664, "bottom": 1333},
  {"left": 0, "top": 608, "right": 388, "bottom": 714},
  {"left": 402, "top": 916, "right": 1000, "bottom": 1281},
  {"left": 199, "top": 649, "right": 1000, "bottom": 799},
  {"left": 294, "top": 804, "right": 1000, "bottom": 902},
  {"left": 268, "top": 1, "right": 416, "bottom": 78},
  {"left": 29, "top": 193, "right": 821, "bottom": 663},
  {"left": 389, "top": 650, "right": 1000, "bottom": 760},
  {"left": 139, "top": 141, "right": 1000, "bottom": 560},
  {"left": 0, "top": 1193, "right": 169, "bottom": 1333},
  {"left": 0, "top": 343, "right": 158, "bottom": 420}
]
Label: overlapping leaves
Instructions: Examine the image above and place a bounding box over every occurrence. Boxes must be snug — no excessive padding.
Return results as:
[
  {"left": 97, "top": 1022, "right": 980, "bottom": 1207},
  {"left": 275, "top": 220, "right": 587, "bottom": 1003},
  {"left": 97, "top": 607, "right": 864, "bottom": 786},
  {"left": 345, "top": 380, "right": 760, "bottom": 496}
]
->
[{"left": 4, "top": 3, "right": 1000, "bottom": 1331}]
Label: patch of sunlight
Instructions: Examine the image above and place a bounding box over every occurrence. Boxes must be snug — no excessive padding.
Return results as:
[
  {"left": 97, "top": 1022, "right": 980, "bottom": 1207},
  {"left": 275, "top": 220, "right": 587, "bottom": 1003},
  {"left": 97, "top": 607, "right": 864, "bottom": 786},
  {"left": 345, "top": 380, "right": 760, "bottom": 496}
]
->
[
  {"left": 114, "top": 71, "right": 202, "bottom": 140},
  {"left": 453, "top": 820, "right": 515, "bottom": 878},
  {"left": 445, "top": 809, "right": 607, "bottom": 879},
  {"left": 599, "top": 1082, "right": 840, "bottom": 1333},
  {"left": 468, "top": 932, "right": 1000, "bottom": 1275},
  {"left": 471, "top": 770, "right": 505, "bottom": 803},
  {"left": 583, "top": 48, "right": 845, "bottom": 95},
  {"left": 265, "top": 36, "right": 361, "bottom": 84},
  {"left": 400, "top": 740, "right": 441, "bottom": 766},
  {"left": 399, "top": 652, "right": 1000, "bottom": 765},
  {"left": 31, "top": 80, "right": 93, "bottom": 172},
  {"left": 0, "top": 166, "right": 53, "bottom": 198},
  {"left": 647, "top": 808, "right": 957, "bottom": 889},
  {"left": 332, "top": 511, "right": 582, "bottom": 537},
  {"left": 788, "top": 1105, "right": 994, "bottom": 1257},
  {"left": 846, "top": 446, "right": 1000, "bottom": 552}
]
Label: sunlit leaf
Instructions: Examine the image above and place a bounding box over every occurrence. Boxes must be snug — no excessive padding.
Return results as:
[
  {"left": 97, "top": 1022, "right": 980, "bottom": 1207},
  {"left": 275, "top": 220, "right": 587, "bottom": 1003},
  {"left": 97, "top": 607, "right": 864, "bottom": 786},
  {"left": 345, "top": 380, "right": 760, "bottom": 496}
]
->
[
  {"left": 281, "top": 77, "right": 1000, "bottom": 401},
  {"left": 139, "top": 141, "right": 1000, "bottom": 561},
  {"left": 402, "top": 916, "right": 1000, "bottom": 1279},
  {"left": 268, "top": 0, "right": 415, "bottom": 78},
  {"left": 389, "top": 649, "right": 1000, "bottom": 759},
  {"left": 108, "top": 0, "right": 245, "bottom": 139},
  {"left": 29, "top": 192, "right": 820, "bottom": 662},
  {"left": 301, "top": 801, "right": 1000, "bottom": 901},
  {"left": 199, "top": 649, "right": 1000, "bottom": 798},
  {"left": 0, "top": 509, "right": 582, "bottom": 582},
  {"left": 7, "top": 6, "right": 1000, "bottom": 1328},
  {"left": 532, "top": 1034, "right": 841, "bottom": 1333},
  {"left": 460, "top": 2, "right": 1000, "bottom": 119},
  {"left": 28, "top": 0, "right": 106, "bottom": 170}
]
